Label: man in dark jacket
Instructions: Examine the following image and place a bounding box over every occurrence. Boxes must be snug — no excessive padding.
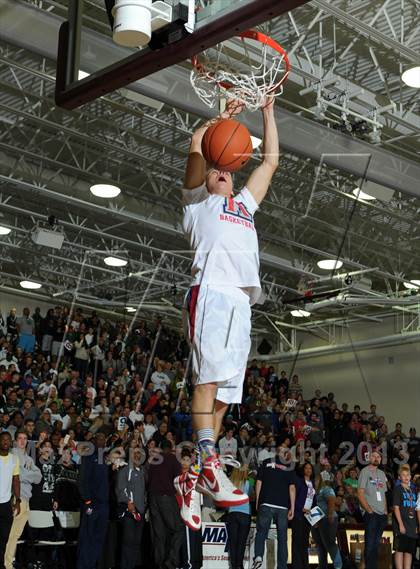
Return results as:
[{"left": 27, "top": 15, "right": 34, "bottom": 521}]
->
[
  {"left": 116, "top": 447, "right": 147, "bottom": 569},
  {"left": 77, "top": 432, "right": 109, "bottom": 569},
  {"left": 148, "top": 439, "right": 184, "bottom": 569}
]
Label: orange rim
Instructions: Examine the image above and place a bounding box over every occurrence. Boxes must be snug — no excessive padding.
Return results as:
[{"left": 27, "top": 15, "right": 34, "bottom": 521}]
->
[{"left": 191, "top": 29, "right": 291, "bottom": 94}]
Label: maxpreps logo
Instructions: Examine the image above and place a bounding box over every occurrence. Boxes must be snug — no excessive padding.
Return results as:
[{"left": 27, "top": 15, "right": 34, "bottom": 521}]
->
[
  {"left": 202, "top": 525, "right": 228, "bottom": 552},
  {"left": 219, "top": 197, "right": 255, "bottom": 230}
]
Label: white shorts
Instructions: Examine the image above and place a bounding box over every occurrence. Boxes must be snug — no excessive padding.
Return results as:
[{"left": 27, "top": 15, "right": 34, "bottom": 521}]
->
[{"left": 184, "top": 285, "right": 251, "bottom": 404}]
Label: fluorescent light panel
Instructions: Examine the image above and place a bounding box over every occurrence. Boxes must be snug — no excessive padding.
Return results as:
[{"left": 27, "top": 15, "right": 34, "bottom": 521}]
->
[
  {"left": 353, "top": 188, "right": 376, "bottom": 201},
  {"left": 291, "top": 309, "right": 311, "bottom": 317},
  {"left": 90, "top": 184, "right": 121, "bottom": 198},
  {"left": 317, "top": 259, "right": 343, "bottom": 270},
  {"left": 20, "top": 280, "right": 42, "bottom": 290},
  {"left": 401, "top": 66, "right": 420, "bottom": 88},
  {"left": 403, "top": 280, "right": 420, "bottom": 290},
  {"left": 250, "top": 136, "right": 262, "bottom": 149},
  {"left": 104, "top": 256, "right": 127, "bottom": 267}
]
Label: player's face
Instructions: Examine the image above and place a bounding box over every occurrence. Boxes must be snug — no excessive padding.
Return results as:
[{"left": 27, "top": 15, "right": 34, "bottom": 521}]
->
[{"left": 206, "top": 169, "right": 233, "bottom": 197}]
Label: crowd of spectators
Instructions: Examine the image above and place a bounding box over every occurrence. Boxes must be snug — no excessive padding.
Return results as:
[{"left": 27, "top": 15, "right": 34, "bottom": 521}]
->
[{"left": 0, "top": 304, "right": 419, "bottom": 569}]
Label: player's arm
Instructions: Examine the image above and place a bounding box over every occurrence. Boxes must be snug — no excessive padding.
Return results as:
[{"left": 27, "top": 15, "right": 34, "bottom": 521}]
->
[
  {"left": 245, "top": 98, "right": 279, "bottom": 204},
  {"left": 183, "top": 101, "right": 244, "bottom": 190}
]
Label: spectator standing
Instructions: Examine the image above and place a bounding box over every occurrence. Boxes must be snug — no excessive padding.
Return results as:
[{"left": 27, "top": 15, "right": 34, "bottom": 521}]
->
[
  {"left": 6, "top": 309, "right": 18, "bottom": 346},
  {"left": 4, "top": 430, "right": 41, "bottom": 569},
  {"left": 0, "top": 432, "right": 20, "bottom": 569},
  {"left": 16, "top": 308, "right": 36, "bottom": 354},
  {"left": 311, "top": 478, "right": 342, "bottom": 569},
  {"left": 73, "top": 334, "right": 90, "bottom": 380},
  {"left": 278, "top": 370, "right": 289, "bottom": 393},
  {"left": 116, "top": 447, "right": 147, "bottom": 569},
  {"left": 392, "top": 464, "right": 417, "bottom": 569},
  {"left": 291, "top": 462, "right": 316, "bottom": 569},
  {"left": 226, "top": 465, "right": 252, "bottom": 569},
  {"left": 357, "top": 450, "right": 388, "bottom": 569},
  {"left": 77, "top": 432, "right": 109, "bottom": 569},
  {"left": 252, "top": 446, "right": 296, "bottom": 569},
  {"left": 289, "top": 374, "right": 302, "bottom": 397},
  {"left": 148, "top": 439, "right": 184, "bottom": 569},
  {"left": 40, "top": 309, "right": 55, "bottom": 355}
]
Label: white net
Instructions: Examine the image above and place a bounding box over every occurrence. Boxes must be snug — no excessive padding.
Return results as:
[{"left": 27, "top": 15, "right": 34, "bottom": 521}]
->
[{"left": 190, "top": 31, "right": 290, "bottom": 112}]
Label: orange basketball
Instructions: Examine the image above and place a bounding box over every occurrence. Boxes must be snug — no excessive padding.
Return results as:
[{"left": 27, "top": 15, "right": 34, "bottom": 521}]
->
[{"left": 201, "top": 119, "right": 253, "bottom": 172}]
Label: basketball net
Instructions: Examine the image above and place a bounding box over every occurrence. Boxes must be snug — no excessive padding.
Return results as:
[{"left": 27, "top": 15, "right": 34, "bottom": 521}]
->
[{"left": 191, "top": 30, "right": 290, "bottom": 112}]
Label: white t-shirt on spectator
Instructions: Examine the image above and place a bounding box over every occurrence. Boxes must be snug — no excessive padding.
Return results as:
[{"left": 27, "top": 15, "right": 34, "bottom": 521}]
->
[
  {"left": 182, "top": 184, "right": 261, "bottom": 305},
  {"left": 151, "top": 371, "right": 171, "bottom": 393},
  {"left": 144, "top": 424, "right": 157, "bottom": 441},
  {"left": 304, "top": 480, "right": 316, "bottom": 511},
  {"left": 129, "top": 410, "right": 144, "bottom": 424},
  {"left": 38, "top": 382, "right": 54, "bottom": 397},
  {"left": 218, "top": 436, "right": 238, "bottom": 457},
  {"left": 61, "top": 414, "right": 72, "bottom": 431},
  {"left": 257, "top": 448, "right": 275, "bottom": 465}
]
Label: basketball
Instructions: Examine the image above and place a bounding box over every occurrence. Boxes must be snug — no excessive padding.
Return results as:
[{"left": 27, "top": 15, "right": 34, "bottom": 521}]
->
[{"left": 201, "top": 119, "right": 253, "bottom": 172}]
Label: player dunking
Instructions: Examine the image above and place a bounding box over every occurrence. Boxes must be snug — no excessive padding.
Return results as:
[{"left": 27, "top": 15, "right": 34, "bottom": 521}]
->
[{"left": 174, "top": 98, "right": 279, "bottom": 530}]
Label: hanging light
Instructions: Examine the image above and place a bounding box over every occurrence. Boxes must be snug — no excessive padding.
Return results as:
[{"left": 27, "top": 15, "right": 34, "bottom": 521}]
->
[
  {"left": 0, "top": 226, "right": 11, "bottom": 235},
  {"left": 104, "top": 256, "right": 128, "bottom": 267},
  {"left": 20, "top": 280, "right": 42, "bottom": 290},
  {"left": 317, "top": 259, "right": 343, "bottom": 270},
  {"left": 401, "top": 66, "right": 420, "bottom": 88},
  {"left": 90, "top": 184, "right": 121, "bottom": 198},
  {"left": 291, "top": 309, "right": 311, "bottom": 317},
  {"left": 403, "top": 280, "right": 420, "bottom": 290}
]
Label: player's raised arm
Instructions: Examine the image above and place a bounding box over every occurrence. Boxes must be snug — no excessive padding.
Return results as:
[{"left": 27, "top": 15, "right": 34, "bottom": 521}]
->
[
  {"left": 245, "top": 97, "right": 279, "bottom": 204},
  {"left": 183, "top": 101, "right": 245, "bottom": 190}
]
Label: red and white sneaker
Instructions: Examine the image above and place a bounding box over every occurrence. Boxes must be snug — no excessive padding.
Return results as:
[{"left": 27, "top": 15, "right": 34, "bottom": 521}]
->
[
  {"left": 174, "top": 470, "right": 202, "bottom": 531},
  {"left": 196, "top": 455, "right": 249, "bottom": 508}
]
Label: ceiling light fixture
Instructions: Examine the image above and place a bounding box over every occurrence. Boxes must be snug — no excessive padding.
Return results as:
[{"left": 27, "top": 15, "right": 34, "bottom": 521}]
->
[
  {"left": 20, "top": 280, "right": 42, "bottom": 290},
  {"left": 317, "top": 259, "right": 343, "bottom": 270},
  {"left": 250, "top": 136, "right": 262, "bottom": 150},
  {"left": 290, "top": 309, "right": 311, "bottom": 317},
  {"left": 104, "top": 256, "right": 128, "bottom": 267},
  {"left": 90, "top": 184, "right": 121, "bottom": 198},
  {"left": 0, "top": 226, "right": 11, "bottom": 235},
  {"left": 125, "top": 306, "right": 136, "bottom": 312},
  {"left": 352, "top": 188, "right": 376, "bottom": 201},
  {"left": 401, "top": 66, "right": 420, "bottom": 88},
  {"left": 403, "top": 280, "right": 420, "bottom": 290}
]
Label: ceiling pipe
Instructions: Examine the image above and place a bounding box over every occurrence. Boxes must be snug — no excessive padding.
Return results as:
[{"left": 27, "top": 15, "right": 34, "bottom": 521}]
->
[
  {"left": 306, "top": 294, "right": 420, "bottom": 311},
  {"left": 257, "top": 330, "right": 420, "bottom": 362}
]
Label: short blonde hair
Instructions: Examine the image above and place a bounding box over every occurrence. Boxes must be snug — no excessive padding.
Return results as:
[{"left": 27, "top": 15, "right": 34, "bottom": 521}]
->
[{"left": 398, "top": 464, "right": 411, "bottom": 477}]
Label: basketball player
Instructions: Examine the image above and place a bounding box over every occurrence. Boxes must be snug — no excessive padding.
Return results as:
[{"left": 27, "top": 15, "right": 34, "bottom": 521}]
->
[{"left": 175, "top": 98, "right": 279, "bottom": 530}]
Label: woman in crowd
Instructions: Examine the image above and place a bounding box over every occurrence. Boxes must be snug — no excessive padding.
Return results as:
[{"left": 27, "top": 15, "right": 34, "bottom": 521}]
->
[
  {"left": 226, "top": 464, "right": 252, "bottom": 569},
  {"left": 311, "top": 477, "right": 343, "bottom": 569},
  {"left": 291, "top": 462, "right": 316, "bottom": 569},
  {"left": 393, "top": 464, "right": 418, "bottom": 569}
]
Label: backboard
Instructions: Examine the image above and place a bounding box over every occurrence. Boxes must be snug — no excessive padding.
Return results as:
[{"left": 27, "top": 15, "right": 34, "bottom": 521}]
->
[{"left": 55, "top": 0, "right": 311, "bottom": 110}]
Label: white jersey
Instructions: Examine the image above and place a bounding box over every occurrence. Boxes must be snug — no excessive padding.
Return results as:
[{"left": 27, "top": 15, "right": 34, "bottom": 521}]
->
[{"left": 182, "top": 184, "right": 261, "bottom": 305}]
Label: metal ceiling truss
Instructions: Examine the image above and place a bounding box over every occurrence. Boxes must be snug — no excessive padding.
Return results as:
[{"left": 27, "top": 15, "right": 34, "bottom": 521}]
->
[{"left": 0, "top": 0, "right": 419, "bottom": 349}]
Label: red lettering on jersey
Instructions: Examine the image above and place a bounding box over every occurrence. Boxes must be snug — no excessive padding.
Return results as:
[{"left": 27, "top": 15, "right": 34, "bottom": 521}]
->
[{"left": 236, "top": 202, "right": 252, "bottom": 220}]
